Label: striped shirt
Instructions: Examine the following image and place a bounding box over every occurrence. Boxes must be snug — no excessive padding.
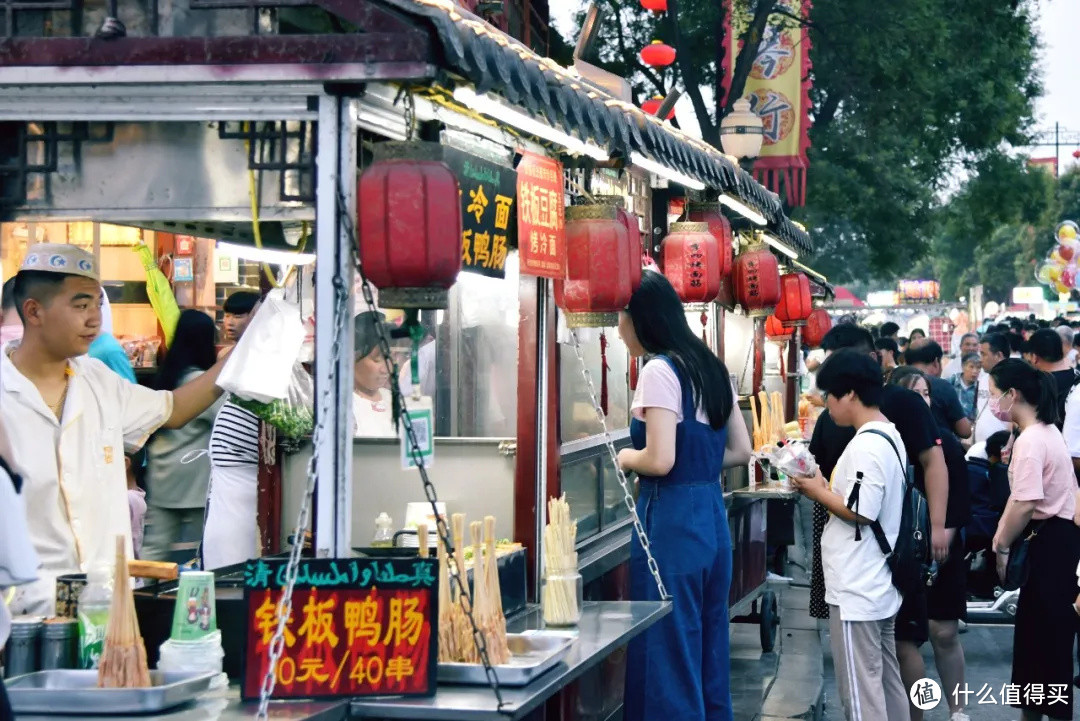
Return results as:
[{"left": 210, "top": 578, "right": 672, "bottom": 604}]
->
[{"left": 209, "top": 403, "right": 260, "bottom": 467}]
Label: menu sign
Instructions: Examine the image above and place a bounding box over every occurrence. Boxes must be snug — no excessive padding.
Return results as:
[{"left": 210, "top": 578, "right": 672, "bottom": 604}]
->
[
  {"left": 443, "top": 148, "right": 516, "bottom": 279},
  {"left": 517, "top": 152, "right": 566, "bottom": 279},
  {"left": 242, "top": 557, "right": 438, "bottom": 700}
]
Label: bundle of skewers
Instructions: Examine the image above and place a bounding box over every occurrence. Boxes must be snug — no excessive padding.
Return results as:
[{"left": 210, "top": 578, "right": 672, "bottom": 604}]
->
[
  {"left": 98, "top": 536, "right": 151, "bottom": 689},
  {"left": 749, "top": 390, "right": 801, "bottom": 452},
  {"left": 436, "top": 513, "right": 510, "bottom": 665},
  {"left": 542, "top": 495, "right": 580, "bottom": 626}
]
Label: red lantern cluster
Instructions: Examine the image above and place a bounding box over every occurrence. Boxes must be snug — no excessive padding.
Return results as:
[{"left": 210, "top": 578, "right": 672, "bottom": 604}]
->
[
  {"left": 732, "top": 242, "right": 781, "bottom": 317},
  {"left": 765, "top": 314, "right": 793, "bottom": 341},
  {"left": 660, "top": 221, "right": 721, "bottom": 304},
  {"left": 641, "top": 97, "right": 676, "bottom": 120},
  {"left": 775, "top": 273, "right": 813, "bottom": 327},
  {"left": 554, "top": 204, "right": 632, "bottom": 328},
  {"left": 641, "top": 40, "right": 676, "bottom": 67},
  {"left": 803, "top": 308, "right": 832, "bottom": 348},
  {"left": 640, "top": 0, "right": 667, "bottom": 10},
  {"left": 358, "top": 153, "right": 462, "bottom": 309}
]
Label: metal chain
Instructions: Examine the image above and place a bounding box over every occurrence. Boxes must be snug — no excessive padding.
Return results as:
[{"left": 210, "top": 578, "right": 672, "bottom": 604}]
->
[
  {"left": 335, "top": 186, "right": 509, "bottom": 712},
  {"left": 257, "top": 267, "right": 350, "bottom": 719},
  {"left": 568, "top": 330, "right": 669, "bottom": 601}
]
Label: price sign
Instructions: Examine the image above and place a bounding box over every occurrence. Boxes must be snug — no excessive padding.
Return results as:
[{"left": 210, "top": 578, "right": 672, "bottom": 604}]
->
[
  {"left": 242, "top": 557, "right": 438, "bottom": 700},
  {"left": 517, "top": 152, "right": 566, "bottom": 279},
  {"left": 443, "top": 148, "right": 516, "bottom": 279}
]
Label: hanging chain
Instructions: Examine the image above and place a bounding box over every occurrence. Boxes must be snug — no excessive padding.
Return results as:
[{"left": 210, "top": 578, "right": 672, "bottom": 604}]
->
[
  {"left": 335, "top": 186, "right": 509, "bottom": 712},
  {"left": 256, "top": 266, "right": 350, "bottom": 719},
  {"left": 568, "top": 330, "right": 669, "bottom": 601}
]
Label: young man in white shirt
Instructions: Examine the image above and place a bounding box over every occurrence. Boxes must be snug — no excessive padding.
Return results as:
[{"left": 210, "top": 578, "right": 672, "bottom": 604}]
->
[
  {"left": 792, "top": 349, "right": 908, "bottom": 721},
  {"left": 974, "top": 333, "right": 1011, "bottom": 445}
]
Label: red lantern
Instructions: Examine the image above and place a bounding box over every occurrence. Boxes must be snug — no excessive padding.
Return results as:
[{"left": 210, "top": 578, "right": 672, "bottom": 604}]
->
[
  {"left": 554, "top": 204, "right": 632, "bottom": 328},
  {"left": 358, "top": 152, "right": 462, "bottom": 309},
  {"left": 640, "top": 40, "right": 676, "bottom": 67},
  {"left": 775, "top": 273, "right": 813, "bottom": 327},
  {"left": 641, "top": 97, "right": 676, "bottom": 120},
  {"left": 732, "top": 242, "right": 781, "bottom": 317},
  {"left": 640, "top": 0, "right": 668, "bottom": 10},
  {"left": 803, "top": 308, "right": 832, "bottom": 348},
  {"left": 683, "top": 201, "right": 734, "bottom": 281},
  {"left": 595, "top": 196, "right": 643, "bottom": 292},
  {"left": 660, "top": 221, "right": 721, "bottom": 304},
  {"left": 765, "top": 314, "right": 793, "bottom": 341}
]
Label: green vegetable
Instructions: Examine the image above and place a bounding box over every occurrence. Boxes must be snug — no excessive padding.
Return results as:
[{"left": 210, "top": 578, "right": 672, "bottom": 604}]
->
[{"left": 231, "top": 395, "right": 314, "bottom": 440}]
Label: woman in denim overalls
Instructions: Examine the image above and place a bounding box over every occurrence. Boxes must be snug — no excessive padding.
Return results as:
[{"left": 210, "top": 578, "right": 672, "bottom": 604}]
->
[{"left": 617, "top": 271, "right": 753, "bottom": 721}]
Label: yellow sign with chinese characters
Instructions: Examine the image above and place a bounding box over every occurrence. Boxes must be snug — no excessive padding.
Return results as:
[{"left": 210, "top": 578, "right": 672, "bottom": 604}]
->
[{"left": 447, "top": 149, "right": 516, "bottom": 279}]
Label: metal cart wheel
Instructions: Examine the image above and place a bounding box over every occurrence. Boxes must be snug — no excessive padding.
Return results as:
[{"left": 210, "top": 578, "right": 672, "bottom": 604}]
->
[{"left": 759, "top": 590, "right": 780, "bottom": 652}]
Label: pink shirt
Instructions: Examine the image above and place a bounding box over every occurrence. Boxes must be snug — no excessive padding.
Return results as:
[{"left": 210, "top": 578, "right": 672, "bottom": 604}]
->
[
  {"left": 631, "top": 358, "right": 709, "bottom": 424},
  {"left": 1008, "top": 422, "right": 1077, "bottom": 521}
]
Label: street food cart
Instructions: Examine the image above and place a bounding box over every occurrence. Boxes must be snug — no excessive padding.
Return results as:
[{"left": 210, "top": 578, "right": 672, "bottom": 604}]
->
[{"left": 0, "top": 0, "right": 813, "bottom": 717}]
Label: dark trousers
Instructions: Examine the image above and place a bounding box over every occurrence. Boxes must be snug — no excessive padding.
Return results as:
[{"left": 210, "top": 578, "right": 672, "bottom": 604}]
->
[{"left": 0, "top": 675, "right": 14, "bottom": 721}]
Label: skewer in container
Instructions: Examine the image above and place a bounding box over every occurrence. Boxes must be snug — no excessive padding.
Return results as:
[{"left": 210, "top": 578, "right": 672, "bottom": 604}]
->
[{"left": 542, "top": 495, "right": 582, "bottom": 626}]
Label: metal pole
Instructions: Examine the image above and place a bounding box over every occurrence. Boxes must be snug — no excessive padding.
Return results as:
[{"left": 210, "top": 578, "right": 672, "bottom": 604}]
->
[
  {"left": 533, "top": 278, "right": 550, "bottom": 601},
  {"left": 314, "top": 92, "right": 356, "bottom": 559}
]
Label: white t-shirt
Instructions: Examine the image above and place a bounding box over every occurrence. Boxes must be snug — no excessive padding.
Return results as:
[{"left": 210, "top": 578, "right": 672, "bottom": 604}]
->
[
  {"left": 353, "top": 388, "right": 396, "bottom": 437},
  {"left": 821, "top": 420, "right": 905, "bottom": 622},
  {"left": 631, "top": 358, "right": 709, "bottom": 424},
  {"left": 974, "top": 371, "right": 1009, "bottom": 443},
  {"left": 942, "top": 357, "right": 962, "bottom": 381},
  {"left": 1063, "top": 384, "right": 1080, "bottom": 459}
]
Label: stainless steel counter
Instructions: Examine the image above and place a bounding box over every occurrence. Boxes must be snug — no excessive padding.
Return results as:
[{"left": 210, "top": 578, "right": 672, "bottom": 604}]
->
[{"left": 350, "top": 600, "right": 670, "bottom": 721}]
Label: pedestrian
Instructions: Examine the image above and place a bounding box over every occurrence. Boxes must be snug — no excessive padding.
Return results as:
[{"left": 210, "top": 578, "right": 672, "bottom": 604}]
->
[
  {"left": 1025, "top": 328, "right": 1079, "bottom": 431},
  {"left": 1056, "top": 325, "right": 1076, "bottom": 368},
  {"left": 950, "top": 353, "right": 980, "bottom": 422},
  {"left": 1, "top": 244, "right": 230, "bottom": 615},
  {"left": 617, "top": 270, "right": 752, "bottom": 721},
  {"left": 1, "top": 277, "right": 23, "bottom": 346},
  {"left": 906, "top": 339, "right": 973, "bottom": 439},
  {"left": 142, "top": 310, "right": 225, "bottom": 562},
  {"left": 910, "top": 328, "right": 927, "bottom": 342},
  {"left": 989, "top": 359, "right": 1080, "bottom": 721},
  {"left": 791, "top": 350, "right": 908, "bottom": 721},
  {"left": 889, "top": 367, "right": 971, "bottom": 721},
  {"left": 974, "top": 333, "right": 1012, "bottom": 444},
  {"left": 218, "top": 290, "right": 259, "bottom": 358},
  {"left": 942, "top": 333, "right": 979, "bottom": 380},
  {"left": 880, "top": 321, "right": 901, "bottom": 343},
  {"left": 875, "top": 337, "right": 900, "bottom": 377}
]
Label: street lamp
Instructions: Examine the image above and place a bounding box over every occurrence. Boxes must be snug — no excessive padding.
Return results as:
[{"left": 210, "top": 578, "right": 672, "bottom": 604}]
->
[{"left": 720, "top": 97, "right": 764, "bottom": 160}]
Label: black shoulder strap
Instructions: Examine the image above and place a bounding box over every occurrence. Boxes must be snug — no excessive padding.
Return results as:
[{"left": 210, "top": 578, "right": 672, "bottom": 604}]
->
[
  {"left": 0, "top": 454, "right": 21, "bottom": 494},
  {"left": 858, "top": 428, "right": 906, "bottom": 473},
  {"left": 847, "top": 428, "right": 904, "bottom": 557}
]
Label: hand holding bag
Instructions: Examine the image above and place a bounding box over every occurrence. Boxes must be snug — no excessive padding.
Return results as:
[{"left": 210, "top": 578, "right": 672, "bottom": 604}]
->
[
  {"left": 217, "top": 289, "right": 304, "bottom": 403},
  {"left": 1002, "top": 520, "right": 1045, "bottom": 591}
]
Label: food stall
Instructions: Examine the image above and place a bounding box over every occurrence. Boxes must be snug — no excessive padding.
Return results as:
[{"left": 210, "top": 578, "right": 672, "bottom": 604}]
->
[{"left": 0, "top": 0, "right": 812, "bottom": 719}]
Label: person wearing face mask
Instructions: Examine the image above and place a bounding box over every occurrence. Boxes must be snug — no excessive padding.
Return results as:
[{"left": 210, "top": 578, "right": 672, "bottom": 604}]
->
[
  {"left": 352, "top": 311, "right": 396, "bottom": 438},
  {"left": 988, "top": 359, "right": 1080, "bottom": 721}
]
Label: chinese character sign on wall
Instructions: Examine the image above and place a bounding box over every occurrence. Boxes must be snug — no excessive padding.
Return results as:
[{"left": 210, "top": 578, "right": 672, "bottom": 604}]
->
[
  {"left": 242, "top": 558, "right": 438, "bottom": 700},
  {"left": 517, "top": 152, "right": 566, "bottom": 279},
  {"left": 444, "top": 149, "right": 517, "bottom": 280}
]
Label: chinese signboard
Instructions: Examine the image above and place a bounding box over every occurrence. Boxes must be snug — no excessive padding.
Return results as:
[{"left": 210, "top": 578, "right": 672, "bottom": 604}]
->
[
  {"left": 517, "top": 152, "right": 566, "bottom": 279},
  {"left": 443, "top": 149, "right": 516, "bottom": 279},
  {"left": 242, "top": 557, "right": 438, "bottom": 700}
]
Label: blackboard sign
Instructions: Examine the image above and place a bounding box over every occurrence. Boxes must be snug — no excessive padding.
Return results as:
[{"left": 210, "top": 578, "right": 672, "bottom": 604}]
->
[
  {"left": 242, "top": 558, "right": 438, "bottom": 700},
  {"left": 443, "top": 148, "right": 517, "bottom": 279}
]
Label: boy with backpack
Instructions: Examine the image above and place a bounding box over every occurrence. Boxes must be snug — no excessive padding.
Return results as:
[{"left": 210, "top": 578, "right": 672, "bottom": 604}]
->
[{"left": 792, "top": 349, "right": 910, "bottom": 721}]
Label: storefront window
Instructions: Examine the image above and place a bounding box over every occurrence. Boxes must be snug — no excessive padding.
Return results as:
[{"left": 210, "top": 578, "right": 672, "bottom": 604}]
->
[{"left": 559, "top": 323, "right": 630, "bottom": 442}]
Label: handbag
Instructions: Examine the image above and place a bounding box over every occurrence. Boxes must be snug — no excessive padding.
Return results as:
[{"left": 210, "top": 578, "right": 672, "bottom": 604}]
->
[{"left": 1002, "top": 520, "right": 1045, "bottom": 591}]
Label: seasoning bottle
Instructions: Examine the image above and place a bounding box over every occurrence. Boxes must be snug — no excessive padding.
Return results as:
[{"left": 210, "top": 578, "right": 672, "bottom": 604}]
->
[
  {"left": 371, "top": 513, "right": 394, "bottom": 548},
  {"left": 5, "top": 616, "right": 43, "bottom": 678},
  {"left": 77, "top": 565, "right": 113, "bottom": 669},
  {"left": 40, "top": 618, "right": 78, "bottom": 670}
]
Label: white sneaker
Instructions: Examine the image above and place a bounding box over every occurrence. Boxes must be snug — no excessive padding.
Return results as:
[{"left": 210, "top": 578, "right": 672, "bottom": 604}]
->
[{"left": 950, "top": 712, "right": 971, "bottom": 721}]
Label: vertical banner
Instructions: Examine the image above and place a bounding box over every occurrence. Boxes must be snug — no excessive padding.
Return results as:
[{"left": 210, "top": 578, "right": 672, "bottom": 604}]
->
[
  {"left": 443, "top": 148, "right": 516, "bottom": 280},
  {"left": 723, "top": 0, "right": 813, "bottom": 206},
  {"left": 516, "top": 152, "right": 566, "bottom": 278}
]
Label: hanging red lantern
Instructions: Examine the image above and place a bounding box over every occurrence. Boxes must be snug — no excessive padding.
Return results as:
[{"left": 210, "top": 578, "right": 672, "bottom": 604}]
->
[
  {"left": 732, "top": 241, "right": 781, "bottom": 317},
  {"left": 765, "top": 314, "right": 793, "bottom": 341},
  {"left": 803, "top": 308, "right": 832, "bottom": 348},
  {"left": 554, "top": 204, "right": 632, "bottom": 328},
  {"left": 641, "top": 96, "right": 676, "bottom": 120},
  {"left": 594, "top": 196, "right": 643, "bottom": 292},
  {"left": 775, "top": 273, "right": 813, "bottom": 327},
  {"left": 358, "top": 149, "right": 462, "bottom": 309},
  {"left": 640, "top": 40, "right": 676, "bottom": 67},
  {"left": 660, "top": 221, "right": 721, "bottom": 304},
  {"left": 640, "top": 0, "right": 668, "bottom": 10},
  {"left": 683, "top": 201, "right": 734, "bottom": 281}
]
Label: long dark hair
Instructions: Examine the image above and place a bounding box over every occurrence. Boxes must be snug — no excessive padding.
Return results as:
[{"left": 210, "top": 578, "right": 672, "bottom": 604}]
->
[
  {"left": 888, "top": 366, "right": 931, "bottom": 396},
  {"left": 155, "top": 309, "right": 217, "bottom": 391},
  {"left": 626, "top": 270, "right": 732, "bottom": 429},
  {"left": 989, "top": 358, "right": 1058, "bottom": 425}
]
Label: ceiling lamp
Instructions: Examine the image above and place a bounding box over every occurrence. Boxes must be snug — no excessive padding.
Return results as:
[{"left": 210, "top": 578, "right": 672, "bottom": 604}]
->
[
  {"left": 640, "top": 40, "right": 676, "bottom": 68},
  {"left": 640, "top": 0, "right": 668, "bottom": 10},
  {"left": 719, "top": 97, "right": 764, "bottom": 160}
]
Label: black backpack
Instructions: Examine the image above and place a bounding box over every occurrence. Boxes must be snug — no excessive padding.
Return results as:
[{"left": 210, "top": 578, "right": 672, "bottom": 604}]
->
[{"left": 845, "top": 429, "right": 931, "bottom": 597}]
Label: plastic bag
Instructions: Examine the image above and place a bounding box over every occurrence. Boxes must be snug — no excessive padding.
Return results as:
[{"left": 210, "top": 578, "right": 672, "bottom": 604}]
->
[
  {"left": 231, "top": 362, "right": 314, "bottom": 440},
  {"left": 133, "top": 243, "right": 181, "bottom": 347},
  {"left": 755, "top": 440, "right": 818, "bottom": 478},
  {"left": 217, "top": 289, "right": 305, "bottom": 404}
]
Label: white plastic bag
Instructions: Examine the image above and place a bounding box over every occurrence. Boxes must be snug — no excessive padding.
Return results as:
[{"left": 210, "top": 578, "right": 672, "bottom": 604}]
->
[{"left": 217, "top": 289, "right": 305, "bottom": 403}]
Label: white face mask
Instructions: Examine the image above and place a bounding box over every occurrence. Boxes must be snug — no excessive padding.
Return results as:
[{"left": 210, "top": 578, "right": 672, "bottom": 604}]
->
[{"left": 989, "top": 391, "right": 1014, "bottom": 422}]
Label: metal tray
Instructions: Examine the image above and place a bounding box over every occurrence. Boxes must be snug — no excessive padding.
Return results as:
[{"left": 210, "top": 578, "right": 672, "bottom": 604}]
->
[
  {"left": 7, "top": 670, "right": 215, "bottom": 715},
  {"left": 437, "top": 632, "right": 574, "bottom": 687}
]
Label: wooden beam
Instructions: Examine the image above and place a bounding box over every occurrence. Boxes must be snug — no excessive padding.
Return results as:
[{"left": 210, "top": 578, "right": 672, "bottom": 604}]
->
[{"left": 314, "top": 0, "right": 420, "bottom": 34}]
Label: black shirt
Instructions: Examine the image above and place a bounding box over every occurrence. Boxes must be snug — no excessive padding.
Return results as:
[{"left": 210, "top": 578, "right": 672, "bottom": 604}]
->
[
  {"left": 927, "top": 375, "right": 966, "bottom": 436},
  {"left": 1049, "top": 369, "right": 1079, "bottom": 430},
  {"left": 937, "top": 422, "right": 971, "bottom": 528}
]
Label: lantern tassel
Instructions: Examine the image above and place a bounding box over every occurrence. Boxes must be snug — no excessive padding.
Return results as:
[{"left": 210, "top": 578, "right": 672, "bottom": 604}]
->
[
  {"left": 600, "top": 331, "right": 609, "bottom": 416},
  {"left": 701, "top": 310, "right": 709, "bottom": 349}
]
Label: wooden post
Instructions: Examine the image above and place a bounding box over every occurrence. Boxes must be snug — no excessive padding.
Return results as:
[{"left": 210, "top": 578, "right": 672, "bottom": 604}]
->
[{"left": 785, "top": 327, "right": 800, "bottom": 422}]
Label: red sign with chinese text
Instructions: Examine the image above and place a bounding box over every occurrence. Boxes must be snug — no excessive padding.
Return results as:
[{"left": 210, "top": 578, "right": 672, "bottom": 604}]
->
[
  {"left": 242, "top": 558, "right": 437, "bottom": 700},
  {"left": 517, "top": 152, "right": 566, "bottom": 279}
]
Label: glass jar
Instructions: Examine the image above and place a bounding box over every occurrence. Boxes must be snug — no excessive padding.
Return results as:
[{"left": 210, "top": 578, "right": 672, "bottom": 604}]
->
[
  {"left": 371, "top": 512, "right": 394, "bottom": 548},
  {"left": 542, "top": 571, "right": 583, "bottom": 627}
]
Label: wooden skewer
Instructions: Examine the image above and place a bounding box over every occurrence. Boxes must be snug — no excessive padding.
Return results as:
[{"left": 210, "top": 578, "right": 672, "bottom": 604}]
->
[
  {"left": 749, "top": 395, "right": 761, "bottom": 450},
  {"left": 417, "top": 524, "right": 429, "bottom": 558}
]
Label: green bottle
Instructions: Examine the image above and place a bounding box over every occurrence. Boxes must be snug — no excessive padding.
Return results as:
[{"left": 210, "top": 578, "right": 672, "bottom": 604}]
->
[{"left": 77, "top": 566, "right": 113, "bottom": 669}]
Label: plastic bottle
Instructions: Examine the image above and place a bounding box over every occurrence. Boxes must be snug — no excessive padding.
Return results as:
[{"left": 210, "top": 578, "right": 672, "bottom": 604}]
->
[
  {"left": 371, "top": 512, "right": 394, "bottom": 548},
  {"left": 77, "top": 566, "right": 113, "bottom": 669}
]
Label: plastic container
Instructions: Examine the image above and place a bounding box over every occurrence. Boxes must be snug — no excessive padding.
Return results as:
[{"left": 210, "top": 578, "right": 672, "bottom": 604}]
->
[
  {"left": 542, "top": 571, "right": 583, "bottom": 627},
  {"left": 5, "top": 616, "right": 43, "bottom": 678},
  {"left": 40, "top": 618, "right": 78, "bottom": 670},
  {"left": 372, "top": 512, "right": 394, "bottom": 547},
  {"left": 158, "top": 631, "right": 228, "bottom": 691},
  {"left": 77, "top": 565, "right": 113, "bottom": 670}
]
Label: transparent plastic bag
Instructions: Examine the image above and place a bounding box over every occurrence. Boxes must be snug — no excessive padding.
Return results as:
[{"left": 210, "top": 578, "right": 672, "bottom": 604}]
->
[
  {"left": 754, "top": 440, "right": 818, "bottom": 478},
  {"left": 231, "top": 362, "right": 314, "bottom": 440}
]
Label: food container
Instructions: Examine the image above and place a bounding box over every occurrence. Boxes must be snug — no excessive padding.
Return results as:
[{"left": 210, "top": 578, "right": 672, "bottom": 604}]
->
[
  {"left": 5, "top": 616, "right": 43, "bottom": 678},
  {"left": 542, "top": 571, "right": 583, "bottom": 627},
  {"left": 55, "top": 574, "right": 88, "bottom": 619},
  {"left": 40, "top": 619, "right": 78, "bottom": 670}
]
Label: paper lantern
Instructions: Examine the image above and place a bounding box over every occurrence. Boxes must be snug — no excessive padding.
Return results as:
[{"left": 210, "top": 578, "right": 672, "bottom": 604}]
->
[
  {"left": 765, "top": 314, "right": 793, "bottom": 341},
  {"left": 640, "top": 0, "right": 668, "bottom": 10},
  {"left": 660, "top": 221, "right": 721, "bottom": 304},
  {"left": 682, "top": 201, "right": 734, "bottom": 281},
  {"left": 554, "top": 204, "right": 632, "bottom": 328},
  {"left": 774, "top": 273, "right": 813, "bottom": 327},
  {"left": 803, "top": 308, "right": 832, "bottom": 348},
  {"left": 640, "top": 40, "right": 676, "bottom": 67},
  {"left": 358, "top": 153, "right": 462, "bottom": 309},
  {"left": 593, "top": 196, "right": 643, "bottom": 292},
  {"left": 641, "top": 97, "right": 676, "bottom": 120},
  {"left": 732, "top": 242, "right": 781, "bottom": 317}
]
